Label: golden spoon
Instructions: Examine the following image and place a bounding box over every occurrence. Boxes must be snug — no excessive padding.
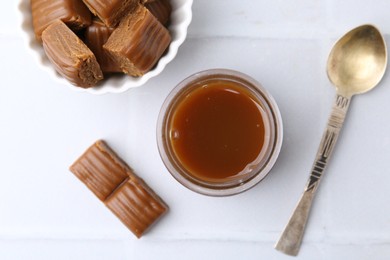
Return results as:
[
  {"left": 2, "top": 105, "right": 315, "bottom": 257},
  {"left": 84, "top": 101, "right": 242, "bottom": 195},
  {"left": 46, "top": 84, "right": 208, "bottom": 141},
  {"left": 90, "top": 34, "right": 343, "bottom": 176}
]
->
[{"left": 275, "top": 24, "right": 387, "bottom": 256}]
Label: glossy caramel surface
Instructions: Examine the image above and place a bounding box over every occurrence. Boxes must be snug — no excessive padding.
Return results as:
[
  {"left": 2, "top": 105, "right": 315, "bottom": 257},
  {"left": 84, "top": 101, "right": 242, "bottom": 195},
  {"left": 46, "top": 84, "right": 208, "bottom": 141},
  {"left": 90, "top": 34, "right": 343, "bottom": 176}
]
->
[{"left": 169, "top": 79, "right": 266, "bottom": 182}]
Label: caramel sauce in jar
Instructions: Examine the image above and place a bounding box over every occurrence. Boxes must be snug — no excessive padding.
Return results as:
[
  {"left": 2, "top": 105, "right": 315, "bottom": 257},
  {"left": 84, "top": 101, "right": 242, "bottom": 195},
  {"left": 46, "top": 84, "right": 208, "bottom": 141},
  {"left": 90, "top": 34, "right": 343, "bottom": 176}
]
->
[
  {"left": 157, "top": 69, "right": 283, "bottom": 196},
  {"left": 170, "top": 80, "right": 266, "bottom": 182}
]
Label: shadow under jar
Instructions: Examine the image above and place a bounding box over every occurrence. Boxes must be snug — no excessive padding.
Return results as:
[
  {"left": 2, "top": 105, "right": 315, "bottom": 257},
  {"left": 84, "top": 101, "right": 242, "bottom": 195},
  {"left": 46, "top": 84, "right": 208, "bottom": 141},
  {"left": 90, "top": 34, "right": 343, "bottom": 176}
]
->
[{"left": 157, "top": 69, "right": 283, "bottom": 196}]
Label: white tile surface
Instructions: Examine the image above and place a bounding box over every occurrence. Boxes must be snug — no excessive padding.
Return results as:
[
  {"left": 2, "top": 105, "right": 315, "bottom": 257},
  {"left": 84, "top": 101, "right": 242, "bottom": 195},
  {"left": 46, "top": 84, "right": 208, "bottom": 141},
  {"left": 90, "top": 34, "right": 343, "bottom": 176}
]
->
[{"left": 1, "top": 0, "right": 390, "bottom": 259}]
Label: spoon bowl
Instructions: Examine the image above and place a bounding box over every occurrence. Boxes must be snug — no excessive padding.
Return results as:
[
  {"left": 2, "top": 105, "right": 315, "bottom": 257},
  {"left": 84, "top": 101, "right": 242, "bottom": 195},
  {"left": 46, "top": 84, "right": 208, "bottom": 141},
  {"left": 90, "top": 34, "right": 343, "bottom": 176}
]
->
[{"left": 327, "top": 25, "right": 387, "bottom": 96}]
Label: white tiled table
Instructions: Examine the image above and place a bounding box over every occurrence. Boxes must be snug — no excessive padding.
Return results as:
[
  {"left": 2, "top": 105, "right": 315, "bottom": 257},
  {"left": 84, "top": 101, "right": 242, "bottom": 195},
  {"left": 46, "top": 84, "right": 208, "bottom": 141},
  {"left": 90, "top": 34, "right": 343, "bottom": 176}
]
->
[{"left": 1, "top": 1, "right": 390, "bottom": 259}]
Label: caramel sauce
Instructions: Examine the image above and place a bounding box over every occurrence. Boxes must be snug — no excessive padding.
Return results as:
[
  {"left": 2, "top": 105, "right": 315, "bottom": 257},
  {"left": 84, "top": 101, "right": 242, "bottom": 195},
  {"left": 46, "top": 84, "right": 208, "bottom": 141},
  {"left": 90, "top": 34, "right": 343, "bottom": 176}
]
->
[{"left": 169, "top": 79, "right": 266, "bottom": 182}]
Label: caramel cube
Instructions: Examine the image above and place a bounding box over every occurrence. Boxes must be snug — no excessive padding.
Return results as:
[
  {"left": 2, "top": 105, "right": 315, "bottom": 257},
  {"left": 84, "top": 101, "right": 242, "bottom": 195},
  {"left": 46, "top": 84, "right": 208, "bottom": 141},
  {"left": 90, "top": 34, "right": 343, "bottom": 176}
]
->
[
  {"left": 69, "top": 140, "right": 128, "bottom": 201},
  {"left": 140, "top": 0, "right": 157, "bottom": 3},
  {"left": 84, "top": 19, "right": 122, "bottom": 73},
  {"left": 144, "top": 0, "right": 172, "bottom": 26},
  {"left": 31, "top": 0, "right": 92, "bottom": 42},
  {"left": 103, "top": 5, "right": 171, "bottom": 77},
  {"left": 42, "top": 20, "right": 103, "bottom": 88},
  {"left": 82, "top": 0, "right": 138, "bottom": 27},
  {"left": 105, "top": 178, "right": 168, "bottom": 238}
]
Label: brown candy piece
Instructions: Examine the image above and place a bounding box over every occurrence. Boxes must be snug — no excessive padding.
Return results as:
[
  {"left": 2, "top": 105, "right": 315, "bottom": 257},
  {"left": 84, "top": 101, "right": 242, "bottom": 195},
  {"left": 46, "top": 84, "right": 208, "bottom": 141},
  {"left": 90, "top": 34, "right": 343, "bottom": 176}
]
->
[
  {"left": 82, "top": 0, "right": 138, "bottom": 27},
  {"left": 69, "top": 140, "right": 168, "bottom": 238},
  {"left": 140, "top": 0, "right": 157, "bottom": 3},
  {"left": 105, "top": 177, "right": 168, "bottom": 238},
  {"left": 42, "top": 20, "right": 103, "bottom": 88},
  {"left": 104, "top": 5, "right": 171, "bottom": 77},
  {"left": 69, "top": 140, "right": 129, "bottom": 201},
  {"left": 31, "top": 0, "right": 92, "bottom": 42},
  {"left": 84, "top": 19, "right": 122, "bottom": 73},
  {"left": 145, "top": 0, "right": 172, "bottom": 26}
]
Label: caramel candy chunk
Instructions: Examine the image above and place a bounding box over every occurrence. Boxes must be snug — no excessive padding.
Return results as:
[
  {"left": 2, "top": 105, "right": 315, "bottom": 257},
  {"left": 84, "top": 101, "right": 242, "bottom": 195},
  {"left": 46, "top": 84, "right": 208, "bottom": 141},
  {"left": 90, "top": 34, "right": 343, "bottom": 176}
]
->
[
  {"left": 104, "top": 5, "right": 171, "bottom": 77},
  {"left": 69, "top": 140, "right": 129, "bottom": 201},
  {"left": 69, "top": 140, "right": 168, "bottom": 238},
  {"left": 140, "top": 0, "right": 157, "bottom": 3},
  {"left": 31, "top": 0, "right": 92, "bottom": 42},
  {"left": 84, "top": 20, "right": 121, "bottom": 73},
  {"left": 105, "top": 178, "right": 168, "bottom": 238},
  {"left": 145, "top": 0, "right": 172, "bottom": 26},
  {"left": 82, "top": 0, "right": 138, "bottom": 27},
  {"left": 42, "top": 20, "right": 103, "bottom": 88}
]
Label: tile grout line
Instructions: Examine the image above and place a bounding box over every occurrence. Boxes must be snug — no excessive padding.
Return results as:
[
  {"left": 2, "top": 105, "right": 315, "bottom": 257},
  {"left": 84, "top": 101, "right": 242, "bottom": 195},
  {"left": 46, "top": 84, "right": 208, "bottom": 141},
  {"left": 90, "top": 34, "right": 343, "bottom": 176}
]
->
[{"left": 0, "top": 230, "right": 389, "bottom": 245}]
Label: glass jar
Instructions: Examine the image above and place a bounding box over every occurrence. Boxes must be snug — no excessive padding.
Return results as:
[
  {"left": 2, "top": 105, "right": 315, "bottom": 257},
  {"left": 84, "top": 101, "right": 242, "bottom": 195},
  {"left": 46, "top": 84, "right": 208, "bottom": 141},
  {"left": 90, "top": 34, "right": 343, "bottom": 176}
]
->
[{"left": 157, "top": 69, "right": 283, "bottom": 196}]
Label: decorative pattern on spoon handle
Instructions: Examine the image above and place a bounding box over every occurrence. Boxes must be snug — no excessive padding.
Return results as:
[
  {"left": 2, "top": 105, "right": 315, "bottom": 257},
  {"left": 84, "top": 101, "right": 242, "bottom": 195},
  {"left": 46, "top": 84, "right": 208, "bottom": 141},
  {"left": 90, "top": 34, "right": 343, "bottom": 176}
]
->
[
  {"left": 306, "top": 94, "right": 350, "bottom": 192},
  {"left": 275, "top": 94, "right": 351, "bottom": 256}
]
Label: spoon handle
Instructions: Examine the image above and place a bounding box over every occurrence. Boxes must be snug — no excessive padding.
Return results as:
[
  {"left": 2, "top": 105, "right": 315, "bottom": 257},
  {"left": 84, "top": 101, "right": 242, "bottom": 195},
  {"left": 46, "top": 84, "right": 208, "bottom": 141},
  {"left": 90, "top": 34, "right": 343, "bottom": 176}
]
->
[{"left": 275, "top": 94, "right": 351, "bottom": 256}]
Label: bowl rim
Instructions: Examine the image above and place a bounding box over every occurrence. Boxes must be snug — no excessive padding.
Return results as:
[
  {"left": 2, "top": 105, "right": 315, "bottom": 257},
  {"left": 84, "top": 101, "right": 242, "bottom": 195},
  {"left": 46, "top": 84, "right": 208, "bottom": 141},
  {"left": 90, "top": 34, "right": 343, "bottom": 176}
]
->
[{"left": 18, "top": 0, "right": 193, "bottom": 95}]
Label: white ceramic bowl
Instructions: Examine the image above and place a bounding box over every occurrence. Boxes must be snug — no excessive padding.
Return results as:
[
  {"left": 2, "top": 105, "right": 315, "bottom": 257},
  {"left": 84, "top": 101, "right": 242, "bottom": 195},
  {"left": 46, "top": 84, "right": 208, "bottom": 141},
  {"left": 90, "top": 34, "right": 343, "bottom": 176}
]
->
[{"left": 19, "top": 0, "right": 193, "bottom": 94}]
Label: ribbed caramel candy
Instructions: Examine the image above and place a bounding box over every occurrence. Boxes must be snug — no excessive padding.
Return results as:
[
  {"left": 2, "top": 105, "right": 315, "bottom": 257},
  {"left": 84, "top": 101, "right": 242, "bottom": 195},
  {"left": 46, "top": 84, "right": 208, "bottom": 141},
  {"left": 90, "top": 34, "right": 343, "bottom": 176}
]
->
[
  {"left": 69, "top": 140, "right": 168, "bottom": 238},
  {"left": 145, "top": 0, "right": 172, "bottom": 26},
  {"left": 69, "top": 140, "right": 129, "bottom": 201},
  {"left": 104, "top": 5, "right": 171, "bottom": 77},
  {"left": 42, "top": 20, "right": 103, "bottom": 88},
  {"left": 82, "top": 0, "right": 138, "bottom": 27},
  {"left": 31, "top": 0, "right": 91, "bottom": 42},
  {"left": 84, "top": 20, "right": 121, "bottom": 73},
  {"left": 105, "top": 178, "right": 168, "bottom": 238}
]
